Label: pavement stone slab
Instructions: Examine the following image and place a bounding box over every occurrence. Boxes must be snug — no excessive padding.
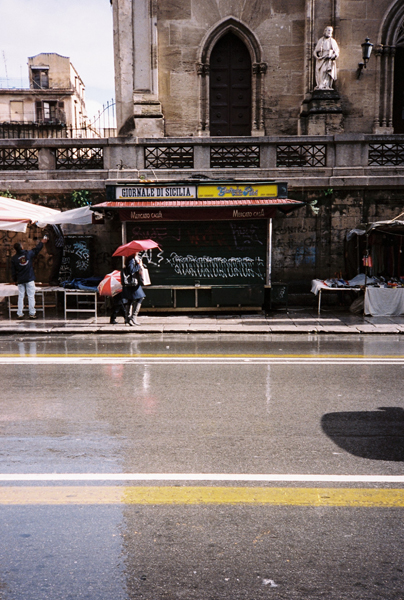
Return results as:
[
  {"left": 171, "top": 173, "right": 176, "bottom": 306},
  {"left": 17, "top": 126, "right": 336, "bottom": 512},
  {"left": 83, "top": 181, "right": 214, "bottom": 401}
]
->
[{"left": 1, "top": 306, "right": 404, "bottom": 335}]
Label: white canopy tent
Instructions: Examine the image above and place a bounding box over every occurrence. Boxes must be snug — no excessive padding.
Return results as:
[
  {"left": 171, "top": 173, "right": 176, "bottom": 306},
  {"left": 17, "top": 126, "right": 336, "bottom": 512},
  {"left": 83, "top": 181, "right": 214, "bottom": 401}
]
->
[
  {"left": 36, "top": 205, "right": 93, "bottom": 227},
  {"left": 0, "top": 196, "right": 60, "bottom": 232},
  {"left": 0, "top": 196, "right": 93, "bottom": 232}
]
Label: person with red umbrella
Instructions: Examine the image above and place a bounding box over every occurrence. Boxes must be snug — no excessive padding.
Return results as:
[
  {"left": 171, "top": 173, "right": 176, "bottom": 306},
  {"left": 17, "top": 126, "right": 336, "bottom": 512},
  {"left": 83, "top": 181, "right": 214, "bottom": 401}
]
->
[
  {"left": 111, "top": 239, "right": 159, "bottom": 326},
  {"left": 121, "top": 252, "right": 146, "bottom": 326}
]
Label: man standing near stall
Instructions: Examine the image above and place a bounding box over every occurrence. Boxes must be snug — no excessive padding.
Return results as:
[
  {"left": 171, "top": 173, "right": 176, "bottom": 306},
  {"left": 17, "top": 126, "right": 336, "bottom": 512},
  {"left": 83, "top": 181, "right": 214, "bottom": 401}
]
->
[{"left": 11, "top": 236, "right": 48, "bottom": 319}]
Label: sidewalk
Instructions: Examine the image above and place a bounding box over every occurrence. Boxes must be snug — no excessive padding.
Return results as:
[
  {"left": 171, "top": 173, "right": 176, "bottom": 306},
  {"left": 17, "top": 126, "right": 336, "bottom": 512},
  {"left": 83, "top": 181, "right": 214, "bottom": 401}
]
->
[{"left": 1, "top": 307, "right": 404, "bottom": 334}]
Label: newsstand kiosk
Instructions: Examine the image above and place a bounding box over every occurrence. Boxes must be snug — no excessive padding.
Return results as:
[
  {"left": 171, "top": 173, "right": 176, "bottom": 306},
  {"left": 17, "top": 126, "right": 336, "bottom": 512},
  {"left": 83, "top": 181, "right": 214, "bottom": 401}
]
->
[{"left": 91, "top": 179, "right": 303, "bottom": 311}]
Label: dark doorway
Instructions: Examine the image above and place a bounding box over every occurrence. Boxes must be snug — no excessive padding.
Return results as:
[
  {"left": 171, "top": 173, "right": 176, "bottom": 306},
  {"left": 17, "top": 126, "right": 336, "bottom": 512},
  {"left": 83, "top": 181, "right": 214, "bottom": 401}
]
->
[
  {"left": 393, "top": 47, "right": 404, "bottom": 133},
  {"left": 209, "top": 32, "right": 252, "bottom": 136}
]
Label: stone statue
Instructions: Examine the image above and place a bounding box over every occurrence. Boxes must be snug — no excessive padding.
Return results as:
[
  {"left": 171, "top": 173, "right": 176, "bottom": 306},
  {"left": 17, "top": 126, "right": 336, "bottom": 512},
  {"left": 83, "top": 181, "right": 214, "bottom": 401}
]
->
[{"left": 313, "top": 26, "right": 339, "bottom": 90}]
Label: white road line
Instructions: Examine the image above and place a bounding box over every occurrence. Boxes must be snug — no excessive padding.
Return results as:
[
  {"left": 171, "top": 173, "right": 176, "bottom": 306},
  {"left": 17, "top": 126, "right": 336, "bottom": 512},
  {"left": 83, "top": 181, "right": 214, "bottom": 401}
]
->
[
  {"left": 0, "top": 357, "right": 404, "bottom": 365},
  {"left": 0, "top": 473, "right": 403, "bottom": 483}
]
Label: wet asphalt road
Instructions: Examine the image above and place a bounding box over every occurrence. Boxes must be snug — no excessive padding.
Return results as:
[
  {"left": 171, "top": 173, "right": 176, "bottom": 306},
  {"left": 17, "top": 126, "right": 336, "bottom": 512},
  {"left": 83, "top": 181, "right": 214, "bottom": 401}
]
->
[{"left": 0, "top": 334, "right": 403, "bottom": 599}]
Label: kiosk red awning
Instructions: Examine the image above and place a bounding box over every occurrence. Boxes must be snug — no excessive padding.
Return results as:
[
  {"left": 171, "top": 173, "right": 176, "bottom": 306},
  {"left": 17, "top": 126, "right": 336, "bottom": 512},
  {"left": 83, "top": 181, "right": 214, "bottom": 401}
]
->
[{"left": 91, "top": 197, "right": 303, "bottom": 222}]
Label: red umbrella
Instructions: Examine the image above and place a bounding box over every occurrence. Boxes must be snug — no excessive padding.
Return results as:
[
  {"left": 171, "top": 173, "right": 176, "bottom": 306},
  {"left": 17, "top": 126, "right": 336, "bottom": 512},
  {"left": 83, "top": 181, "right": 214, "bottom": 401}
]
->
[
  {"left": 112, "top": 239, "right": 161, "bottom": 257},
  {"left": 98, "top": 270, "right": 122, "bottom": 297}
]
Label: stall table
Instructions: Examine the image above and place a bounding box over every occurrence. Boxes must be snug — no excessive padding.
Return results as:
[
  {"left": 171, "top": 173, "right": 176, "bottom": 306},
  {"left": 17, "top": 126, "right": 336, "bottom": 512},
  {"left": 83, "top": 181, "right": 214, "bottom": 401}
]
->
[
  {"left": 63, "top": 289, "right": 98, "bottom": 321},
  {"left": 364, "top": 287, "right": 404, "bottom": 316},
  {"left": 311, "top": 280, "right": 361, "bottom": 315},
  {"left": 0, "top": 284, "right": 60, "bottom": 319}
]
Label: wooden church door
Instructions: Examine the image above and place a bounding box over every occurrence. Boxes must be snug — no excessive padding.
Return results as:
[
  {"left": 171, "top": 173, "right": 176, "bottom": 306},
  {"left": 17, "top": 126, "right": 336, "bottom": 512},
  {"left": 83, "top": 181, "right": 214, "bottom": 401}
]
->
[{"left": 209, "top": 32, "right": 252, "bottom": 136}]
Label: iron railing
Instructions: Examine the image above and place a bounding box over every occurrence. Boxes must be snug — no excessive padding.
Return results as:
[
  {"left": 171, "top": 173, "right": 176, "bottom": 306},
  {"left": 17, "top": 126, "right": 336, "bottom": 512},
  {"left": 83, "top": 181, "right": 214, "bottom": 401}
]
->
[
  {"left": 276, "top": 144, "right": 327, "bottom": 167},
  {"left": 210, "top": 145, "right": 260, "bottom": 168},
  {"left": 0, "top": 147, "right": 38, "bottom": 170},
  {"left": 145, "top": 146, "right": 194, "bottom": 169},
  {"left": 56, "top": 147, "right": 104, "bottom": 170},
  {"left": 0, "top": 99, "right": 116, "bottom": 140},
  {"left": 368, "top": 143, "right": 404, "bottom": 166}
]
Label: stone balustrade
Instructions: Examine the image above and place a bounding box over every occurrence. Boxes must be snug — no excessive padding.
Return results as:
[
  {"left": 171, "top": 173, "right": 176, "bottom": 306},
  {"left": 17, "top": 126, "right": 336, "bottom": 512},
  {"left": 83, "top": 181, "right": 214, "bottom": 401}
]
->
[{"left": 0, "top": 135, "right": 404, "bottom": 192}]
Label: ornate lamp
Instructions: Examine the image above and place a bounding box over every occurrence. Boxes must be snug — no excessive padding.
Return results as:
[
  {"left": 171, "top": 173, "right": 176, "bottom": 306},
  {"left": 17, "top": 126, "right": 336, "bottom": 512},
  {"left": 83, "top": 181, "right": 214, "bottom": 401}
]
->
[{"left": 357, "top": 37, "right": 374, "bottom": 78}]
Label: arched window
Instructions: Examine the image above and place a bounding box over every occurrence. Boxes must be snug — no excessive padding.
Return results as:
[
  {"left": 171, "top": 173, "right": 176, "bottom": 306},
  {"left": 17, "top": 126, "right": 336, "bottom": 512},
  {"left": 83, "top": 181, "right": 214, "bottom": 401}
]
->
[
  {"left": 374, "top": 1, "right": 404, "bottom": 132},
  {"left": 209, "top": 33, "right": 252, "bottom": 136},
  {"left": 197, "top": 18, "right": 267, "bottom": 137}
]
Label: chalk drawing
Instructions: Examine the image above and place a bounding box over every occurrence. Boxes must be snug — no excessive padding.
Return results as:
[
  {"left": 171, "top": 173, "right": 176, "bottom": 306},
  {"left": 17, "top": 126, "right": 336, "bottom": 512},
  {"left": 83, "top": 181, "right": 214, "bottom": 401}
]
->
[
  {"left": 230, "top": 223, "right": 264, "bottom": 250},
  {"left": 66, "top": 242, "right": 90, "bottom": 268},
  {"left": 129, "top": 225, "right": 181, "bottom": 243},
  {"left": 166, "top": 253, "right": 265, "bottom": 280},
  {"left": 138, "top": 248, "right": 164, "bottom": 267}
]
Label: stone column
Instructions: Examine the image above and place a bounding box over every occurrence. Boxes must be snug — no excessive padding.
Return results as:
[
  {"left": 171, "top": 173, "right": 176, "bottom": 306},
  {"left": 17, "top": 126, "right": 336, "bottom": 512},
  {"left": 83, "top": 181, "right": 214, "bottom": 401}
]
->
[
  {"left": 112, "top": 0, "right": 135, "bottom": 135},
  {"left": 197, "top": 63, "right": 209, "bottom": 136},
  {"left": 388, "top": 47, "right": 396, "bottom": 128},
  {"left": 258, "top": 63, "right": 267, "bottom": 134},
  {"left": 372, "top": 46, "right": 383, "bottom": 132},
  {"left": 112, "top": 0, "right": 164, "bottom": 137},
  {"left": 252, "top": 63, "right": 259, "bottom": 133},
  {"left": 382, "top": 48, "right": 389, "bottom": 127},
  {"left": 375, "top": 46, "right": 394, "bottom": 134},
  {"left": 252, "top": 62, "right": 267, "bottom": 136}
]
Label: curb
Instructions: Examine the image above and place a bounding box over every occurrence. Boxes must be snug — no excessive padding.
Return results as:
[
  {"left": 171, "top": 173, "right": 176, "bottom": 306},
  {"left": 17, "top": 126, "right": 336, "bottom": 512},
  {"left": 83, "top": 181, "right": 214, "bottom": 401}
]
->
[{"left": 0, "top": 324, "right": 403, "bottom": 335}]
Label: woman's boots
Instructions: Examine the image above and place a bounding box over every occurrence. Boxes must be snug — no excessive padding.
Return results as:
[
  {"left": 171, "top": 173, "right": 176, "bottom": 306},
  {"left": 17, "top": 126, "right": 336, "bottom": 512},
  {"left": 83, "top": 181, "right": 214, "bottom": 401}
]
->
[
  {"left": 124, "top": 303, "right": 133, "bottom": 325},
  {"left": 122, "top": 301, "right": 142, "bottom": 326},
  {"left": 130, "top": 302, "right": 142, "bottom": 326}
]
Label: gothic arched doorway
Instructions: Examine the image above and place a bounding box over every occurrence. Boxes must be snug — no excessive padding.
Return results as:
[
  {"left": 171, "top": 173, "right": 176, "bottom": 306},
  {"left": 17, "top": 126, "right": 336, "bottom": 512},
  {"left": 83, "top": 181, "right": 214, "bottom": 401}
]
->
[{"left": 209, "top": 32, "right": 252, "bottom": 136}]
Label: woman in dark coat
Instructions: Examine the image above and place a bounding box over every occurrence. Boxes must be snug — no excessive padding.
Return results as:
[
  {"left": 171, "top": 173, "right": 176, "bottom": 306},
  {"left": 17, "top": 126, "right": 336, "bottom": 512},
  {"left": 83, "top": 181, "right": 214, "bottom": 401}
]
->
[{"left": 121, "top": 253, "right": 146, "bottom": 326}]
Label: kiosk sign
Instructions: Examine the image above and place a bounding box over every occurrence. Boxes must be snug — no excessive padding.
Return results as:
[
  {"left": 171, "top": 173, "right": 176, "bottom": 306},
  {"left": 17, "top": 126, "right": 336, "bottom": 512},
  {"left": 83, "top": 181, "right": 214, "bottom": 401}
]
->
[
  {"left": 116, "top": 185, "right": 197, "bottom": 200},
  {"left": 198, "top": 183, "right": 278, "bottom": 199}
]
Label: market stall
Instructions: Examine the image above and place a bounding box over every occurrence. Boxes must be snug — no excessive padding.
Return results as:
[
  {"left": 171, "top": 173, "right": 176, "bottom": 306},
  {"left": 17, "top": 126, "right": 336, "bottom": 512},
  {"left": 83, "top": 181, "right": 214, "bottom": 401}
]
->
[
  {"left": 91, "top": 179, "right": 304, "bottom": 311},
  {"left": 345, "top": 216, "right": 404, "bottom": 316},
  {"left": 0, "top": 198, "right": 96, "bottom": 319}
]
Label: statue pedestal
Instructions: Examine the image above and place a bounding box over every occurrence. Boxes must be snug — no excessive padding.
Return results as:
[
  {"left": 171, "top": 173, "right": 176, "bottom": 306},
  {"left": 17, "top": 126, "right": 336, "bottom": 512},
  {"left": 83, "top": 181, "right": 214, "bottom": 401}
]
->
[{"left": 299, "top": 89, "right": 344, "bottom": 135}]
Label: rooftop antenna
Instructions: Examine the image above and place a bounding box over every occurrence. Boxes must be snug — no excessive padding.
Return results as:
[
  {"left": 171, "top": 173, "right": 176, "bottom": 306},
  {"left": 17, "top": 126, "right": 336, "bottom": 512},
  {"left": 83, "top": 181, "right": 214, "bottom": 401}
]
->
[{"left": 2, "top": 51, "right": 9, "bottom": 86}]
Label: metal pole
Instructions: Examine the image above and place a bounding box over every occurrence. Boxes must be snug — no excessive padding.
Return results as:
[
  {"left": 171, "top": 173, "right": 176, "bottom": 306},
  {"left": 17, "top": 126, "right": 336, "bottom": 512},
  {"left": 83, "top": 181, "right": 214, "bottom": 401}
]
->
[
  {"left": 267, "top": 218, "right": 272, "bottom": 286},
  {"left": 121, "top": 222, "right": 127, "bottom": 269}
]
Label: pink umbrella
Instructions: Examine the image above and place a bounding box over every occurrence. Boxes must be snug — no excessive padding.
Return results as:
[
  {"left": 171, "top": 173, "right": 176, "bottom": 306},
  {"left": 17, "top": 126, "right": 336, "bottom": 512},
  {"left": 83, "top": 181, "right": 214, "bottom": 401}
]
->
[
  {"left": 98, "top": 270, "right": 122, "bottom": 297},
  {"left": 112, "top": 239, "right": 160, "bottom": 257}
]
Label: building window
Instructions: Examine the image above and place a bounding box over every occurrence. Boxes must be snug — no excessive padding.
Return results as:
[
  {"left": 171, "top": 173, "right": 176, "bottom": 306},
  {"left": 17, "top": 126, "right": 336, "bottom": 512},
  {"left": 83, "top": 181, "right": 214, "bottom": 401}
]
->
[
  {"left": 10, "top": 101, "right": 24, "bottom": 122},
  {"left": 35, "top": 100, "right": 61, "bottom": 123},
  {"left": 31, "top": 68, "right": 49, "bottom": 89}
]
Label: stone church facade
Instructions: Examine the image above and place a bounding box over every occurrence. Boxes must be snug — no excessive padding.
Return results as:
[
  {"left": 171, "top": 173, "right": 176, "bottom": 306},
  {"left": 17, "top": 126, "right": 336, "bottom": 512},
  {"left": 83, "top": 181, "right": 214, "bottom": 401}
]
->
[{"left": 111, "top": 0, "right": 404, "bottom": 138}]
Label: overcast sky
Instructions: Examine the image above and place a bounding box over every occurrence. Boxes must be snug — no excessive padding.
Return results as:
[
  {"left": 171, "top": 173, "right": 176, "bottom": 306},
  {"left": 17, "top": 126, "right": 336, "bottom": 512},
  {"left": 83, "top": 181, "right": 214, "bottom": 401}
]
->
[{"left": 0, "top": 0, "right": 115, "bottom": 119}]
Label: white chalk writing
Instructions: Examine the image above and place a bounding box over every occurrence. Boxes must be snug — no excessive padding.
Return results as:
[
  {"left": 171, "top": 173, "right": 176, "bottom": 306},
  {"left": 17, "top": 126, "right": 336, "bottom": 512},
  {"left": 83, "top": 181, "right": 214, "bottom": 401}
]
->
[
  {"left": 230, "top": 223, "right": 264, "bottom": 249},
  {"left": 166, "top": 253, "right": 265, "bottom": 279}
]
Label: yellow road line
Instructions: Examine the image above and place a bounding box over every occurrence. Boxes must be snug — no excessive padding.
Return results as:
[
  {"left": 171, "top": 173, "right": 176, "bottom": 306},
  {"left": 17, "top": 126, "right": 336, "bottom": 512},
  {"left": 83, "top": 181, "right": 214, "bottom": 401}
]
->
[{"left": 0, "top": 486, "right": 403, "bottom": 506}]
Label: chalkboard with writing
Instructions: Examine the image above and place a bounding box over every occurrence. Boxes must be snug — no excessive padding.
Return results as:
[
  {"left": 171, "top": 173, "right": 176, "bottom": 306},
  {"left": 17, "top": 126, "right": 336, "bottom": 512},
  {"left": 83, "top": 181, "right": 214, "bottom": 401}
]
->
[
  {"left": 59, "top": 235, "right": 93, "bottom": 281},
  {"left": 125, "top": 220, "right": 267, "bottom": 285}
]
